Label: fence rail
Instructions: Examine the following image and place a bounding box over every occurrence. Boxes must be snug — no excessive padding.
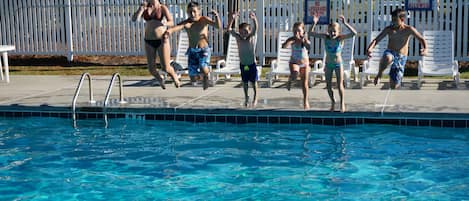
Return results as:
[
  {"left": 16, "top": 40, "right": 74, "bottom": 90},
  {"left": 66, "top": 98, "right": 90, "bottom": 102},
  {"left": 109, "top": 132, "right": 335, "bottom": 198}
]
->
[{"left": 1, "top": 0, "right": 468, "bottom": 63}]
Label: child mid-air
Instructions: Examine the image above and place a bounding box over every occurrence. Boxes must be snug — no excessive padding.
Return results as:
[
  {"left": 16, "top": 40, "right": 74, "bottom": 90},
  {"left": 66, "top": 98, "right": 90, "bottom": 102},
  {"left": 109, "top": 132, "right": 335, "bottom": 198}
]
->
[
  {"left": 227, "top": 11, "right": 258, "bottom": 108},
  {"left": 309, "top": 14, "right": 357, "bottom": 112},
  {"left": 164, "top": 1, "right": 222, "bottom": 90},
  {"left": 282, "top": 22, "right": 311, "bottom": 109},
  {"left": 367, "top": 8, "right": 427, "bottom": 89}
]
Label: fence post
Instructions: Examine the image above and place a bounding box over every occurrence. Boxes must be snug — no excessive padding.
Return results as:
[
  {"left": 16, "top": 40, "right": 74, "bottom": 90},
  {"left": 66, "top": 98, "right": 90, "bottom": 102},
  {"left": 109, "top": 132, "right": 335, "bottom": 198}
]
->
[
  {"left": 367, "top": 0, "right": 373, "bottom": 43},
  {"left": 64, "top": 0, "right": 74, "bottom": 61},
  {"left": 256, "top": 0, "right": 265, "bottom": 65}
]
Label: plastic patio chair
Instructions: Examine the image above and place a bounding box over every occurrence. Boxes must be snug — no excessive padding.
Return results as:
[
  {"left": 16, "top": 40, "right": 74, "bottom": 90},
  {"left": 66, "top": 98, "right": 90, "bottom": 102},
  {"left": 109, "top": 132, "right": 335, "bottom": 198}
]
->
[
  {"left": 360, "top": 31, "right": 389, "bottom": 88},
  {"left": 212, "top": 34, "right": 261, "bottom": 86},
  {"left": 167, "top": 31, "right": 190, "bottom": 80},
  {"left": 266, "top": 31, "right": 293, "bottom": 88},
  {"left": 309, "top": 36, "right": 357, "bottom": 88},
  {"left": 417, "top": 30, "right": 459, "bottom": 88}
]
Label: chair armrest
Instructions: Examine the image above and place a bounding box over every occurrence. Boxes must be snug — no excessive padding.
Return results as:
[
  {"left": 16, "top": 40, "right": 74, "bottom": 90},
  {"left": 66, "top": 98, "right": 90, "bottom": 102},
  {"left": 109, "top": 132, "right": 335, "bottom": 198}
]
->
[
  {"left": 216, "top": 59, "right": 226, "bottom": 70},
  {"left": 362, "top": 60, "right": 369, "bottom": 72},
  {"left": 313, "top": 60, "right": 323, "bottom": 71},
  {"left": 454, "top": 60, "right": 459, "bottom": 75},
  {"left": 418, "top": 60, "right": 423, "bottom": 70},
  {"left": 257, "top": 65, "right": 263, "bottom": 78},
  {"left": 343, "top": 60, "right": 355, "bottom": 71},
  {"left": 270, "top": 59, "right": 278, "bottom": 70}
]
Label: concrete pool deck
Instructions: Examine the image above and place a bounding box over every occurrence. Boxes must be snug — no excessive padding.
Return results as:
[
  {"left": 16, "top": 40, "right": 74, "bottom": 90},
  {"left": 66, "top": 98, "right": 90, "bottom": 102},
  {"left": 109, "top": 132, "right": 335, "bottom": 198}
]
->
[{"left": 1, "top": 75, "right": 468, "bottom": 115}]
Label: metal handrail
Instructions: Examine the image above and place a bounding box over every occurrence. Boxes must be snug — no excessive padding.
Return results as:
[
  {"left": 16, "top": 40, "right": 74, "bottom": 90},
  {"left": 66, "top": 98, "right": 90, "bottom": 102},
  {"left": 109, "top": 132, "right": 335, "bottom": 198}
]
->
[
  {"left": 103, "top": 72, "right": 127, "bottom": 127},
  {"left": 72, "top": 73, "right": 96, "bottom": 127}
]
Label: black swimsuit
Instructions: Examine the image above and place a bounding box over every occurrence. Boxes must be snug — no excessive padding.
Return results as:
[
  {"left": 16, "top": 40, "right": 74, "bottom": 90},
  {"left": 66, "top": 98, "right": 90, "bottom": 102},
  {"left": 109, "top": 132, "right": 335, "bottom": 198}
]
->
[
  {"left": 145, "top": 39, "right": 163, "bottom": 49},
  {"left": 143, "top": 6, "right": 164, "bottom": 49}
]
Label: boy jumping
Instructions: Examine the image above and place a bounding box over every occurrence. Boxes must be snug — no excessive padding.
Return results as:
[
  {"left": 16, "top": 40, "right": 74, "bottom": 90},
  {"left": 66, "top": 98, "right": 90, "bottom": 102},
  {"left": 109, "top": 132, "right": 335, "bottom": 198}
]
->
[
  {"left": 227, "top": 11, "right": 259, "bottom": 107},
  {"left": 165, "top": 1, "right": 222, "bottom": 90}
]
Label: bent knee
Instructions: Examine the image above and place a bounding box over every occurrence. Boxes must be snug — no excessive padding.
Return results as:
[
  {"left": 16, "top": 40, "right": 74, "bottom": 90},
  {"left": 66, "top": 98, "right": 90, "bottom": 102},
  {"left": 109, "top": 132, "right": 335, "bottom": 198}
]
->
[{"left": 382, "top": 55, "right": 393, "bottom": 64}]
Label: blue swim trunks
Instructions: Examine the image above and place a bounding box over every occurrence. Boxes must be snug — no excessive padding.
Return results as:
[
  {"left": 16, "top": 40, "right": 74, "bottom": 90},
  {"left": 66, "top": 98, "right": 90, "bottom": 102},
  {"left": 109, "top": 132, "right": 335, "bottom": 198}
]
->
[
  {"left": 325, "top": 62, "right": 343, "bottom": 70},
  {"left": 240, "top": 63, "right": 258, "bottom": 83},
  {"left": 186, "top": 47, "right": 211, "bottom": 76},
  {"left": 383, "top": 49, "right": 407, "bottom": 85}
]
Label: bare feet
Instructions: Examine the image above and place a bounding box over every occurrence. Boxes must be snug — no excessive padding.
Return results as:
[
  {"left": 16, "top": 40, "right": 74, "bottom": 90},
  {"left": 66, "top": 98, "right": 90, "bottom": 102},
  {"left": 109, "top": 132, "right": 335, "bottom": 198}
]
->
[
  {"left": 244, "top": 96, "right": 249, "bottom": 108},
  {"left": 202, "top": 75, "right": 209, "bottom": 90},
  {"left": 340, "top": 102, "right": 346, "bottom": 113},
  {"left": 390, "top": 81, "right": 400, "bottom": 89},
  {"left": 373, "top": 76, "right": 380, "bottom": 85},
  {"left": 252, "top": 98, "right": 258, "bottom": 108},
  {"left": 154, "top": 76, "right": 166, "bottom": 90},
  {"left": 304, "top": 102, "right": 310, "bottom": 110},
  {"left": 174, "top": 79, "right": 181, "bottom": 88},
  {"left": 330, "top": 101, "right": 335, "bottom": 111}
]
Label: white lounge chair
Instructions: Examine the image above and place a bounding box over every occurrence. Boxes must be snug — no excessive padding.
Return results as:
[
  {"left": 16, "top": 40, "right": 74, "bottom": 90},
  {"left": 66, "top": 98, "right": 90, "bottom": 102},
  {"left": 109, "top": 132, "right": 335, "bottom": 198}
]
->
[
  {"left": 418, "top": 30, "right": 459, "bottom": 88},
  {"left": 212, "top": 35, "right": 261, "bottom": 86},
  {"left": 360, "top": 31, "right": 389, "bottom": 88},
  {"left": 211, "top": 34, "right": 241, "bottom": 85},
  {"left": 266, "top": 32, "right": 293, "bottom": 88},
  {"left": 167, "top": 31, "right": 190, "bottom": 80},
  {"left": 166, "top": 31, "right": 212, "bottom": 85},
  {"left": 309, "top": 36, "right": 357, "bottom": 88}
]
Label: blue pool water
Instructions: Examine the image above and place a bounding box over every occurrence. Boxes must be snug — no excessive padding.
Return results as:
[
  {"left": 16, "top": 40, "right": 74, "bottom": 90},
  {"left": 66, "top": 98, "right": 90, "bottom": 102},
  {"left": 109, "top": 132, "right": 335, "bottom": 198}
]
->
[{"left": 1, "top": 117, "right": 468, "bottom": 200}]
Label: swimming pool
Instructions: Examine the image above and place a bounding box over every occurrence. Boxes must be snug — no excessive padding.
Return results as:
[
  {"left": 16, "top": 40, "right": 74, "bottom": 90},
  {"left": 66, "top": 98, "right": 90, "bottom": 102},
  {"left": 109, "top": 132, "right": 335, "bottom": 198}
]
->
[{"left": 1, "top": 117, "right": 468, "bottom": 200}]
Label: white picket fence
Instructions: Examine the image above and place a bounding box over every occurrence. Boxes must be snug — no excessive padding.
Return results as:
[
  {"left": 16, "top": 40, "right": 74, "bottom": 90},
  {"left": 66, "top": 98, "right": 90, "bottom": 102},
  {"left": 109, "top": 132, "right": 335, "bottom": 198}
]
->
[{"left": 1, "top": 0, "right": 468, "bottom": 63}]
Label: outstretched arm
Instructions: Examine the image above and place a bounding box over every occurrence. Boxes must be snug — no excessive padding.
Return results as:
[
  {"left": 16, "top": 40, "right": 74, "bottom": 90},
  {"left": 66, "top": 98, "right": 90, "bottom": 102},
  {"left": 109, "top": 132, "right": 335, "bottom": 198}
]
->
[
  {"left": 410, "top": 27, "right": 427, "bottom": 56},
  {"left": 308, "top": 12, "right": 327, "bottom": 39},
  {"left": 366, "top": 28, "right": 389, "bottom": 57},
  {"left": 339, "top": 15, "right": 357, "bottom": 39},
  {"left": 131, "top": 2, "right": 147, "bottom": 22},
  {"left": 164, "top": 20, "right": 189, "bottom": 39}
]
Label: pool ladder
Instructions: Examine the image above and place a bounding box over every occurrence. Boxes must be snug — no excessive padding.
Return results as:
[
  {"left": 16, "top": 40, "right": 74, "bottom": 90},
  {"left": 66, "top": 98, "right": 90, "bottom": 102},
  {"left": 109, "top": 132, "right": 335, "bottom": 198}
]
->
[{"left": 72, "top": 72, "right": 127, "bottom": 128}]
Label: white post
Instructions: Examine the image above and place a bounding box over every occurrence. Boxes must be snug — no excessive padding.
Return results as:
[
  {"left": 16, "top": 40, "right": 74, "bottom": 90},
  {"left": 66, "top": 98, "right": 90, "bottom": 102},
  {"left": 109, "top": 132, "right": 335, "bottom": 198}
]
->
[
  {"left": 64, "top": 0, "right": 74, "bottom": 61},
  {"left": 97, "top": 0, "right": 103, "bottom": 27},
  {"left": 256, "top": 0, "right": 265, "bottom": 65},
  {"left": 2, "top": 52, "right": 10, "bottom": 83},
  {"left": 368, "top": 0, "right": 373, "bottom": 42}
]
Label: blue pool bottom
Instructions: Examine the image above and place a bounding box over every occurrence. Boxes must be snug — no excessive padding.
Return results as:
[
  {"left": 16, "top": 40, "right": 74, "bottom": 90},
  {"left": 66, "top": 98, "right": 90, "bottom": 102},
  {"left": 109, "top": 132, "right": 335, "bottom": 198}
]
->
[{"left": 0, "top": 117, "right": 468, "bottom": 200}]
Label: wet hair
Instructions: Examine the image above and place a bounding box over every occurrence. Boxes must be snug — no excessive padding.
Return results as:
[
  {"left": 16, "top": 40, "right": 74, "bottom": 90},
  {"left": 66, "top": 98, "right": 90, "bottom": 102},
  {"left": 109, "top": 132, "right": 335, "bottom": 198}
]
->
[
  {"left": 391, "top": 8, "right": 407, "bottom": 18},
  {"left": 239, "top": 23, "right": 251, "bottom": 31},
  {"left": 187, "top": 1, "right": 199, "bottom": 10}
]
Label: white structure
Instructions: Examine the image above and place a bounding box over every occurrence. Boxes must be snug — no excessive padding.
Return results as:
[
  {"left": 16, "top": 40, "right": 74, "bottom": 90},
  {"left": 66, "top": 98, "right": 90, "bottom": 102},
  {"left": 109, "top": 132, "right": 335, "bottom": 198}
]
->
[
  {"left": 0, "top": 45, "right": 15, "bottom": 83},
  {"left": 0, "top": 0, "right": 468, "bottom": 63}
]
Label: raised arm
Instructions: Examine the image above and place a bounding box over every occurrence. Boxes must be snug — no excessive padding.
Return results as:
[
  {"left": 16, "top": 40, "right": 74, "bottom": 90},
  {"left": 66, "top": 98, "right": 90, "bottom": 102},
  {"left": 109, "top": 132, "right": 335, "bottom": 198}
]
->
[
  {"left": 206, "top": 10, "right": 222, "bottom": 29},
  {"left": 302, "top": 36, "right": 311, "bottom": 50},
  {"left": 161, "top": 5, "right": 174, "bottom": 26},
  {"left": 339, "top": 15, "right": 357, "bottom": 39},
  {"left": 131, "top": 2, "right": 147, "bottom": 22},
  {"left": 308, "top": 12, "right": 327, "bottom": 39},
  {"left": 248, "top": 12, "right": 258, "bottom": 38},
  {"left": 282, "top": 37, "right": 295, "bottom": 48},
  {"left": 227, "top": 12, "right": 240, "bottom": 36}
]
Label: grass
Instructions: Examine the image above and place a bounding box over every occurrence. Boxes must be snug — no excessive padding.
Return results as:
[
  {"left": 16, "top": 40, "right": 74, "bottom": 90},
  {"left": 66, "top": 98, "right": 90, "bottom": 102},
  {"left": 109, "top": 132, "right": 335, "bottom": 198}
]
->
[
  {"left": 9, "top": 65, "right": 150, "bottom": 76},
  {"left": 8, "top": 55, "right": 469, "bottom": 79}
]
